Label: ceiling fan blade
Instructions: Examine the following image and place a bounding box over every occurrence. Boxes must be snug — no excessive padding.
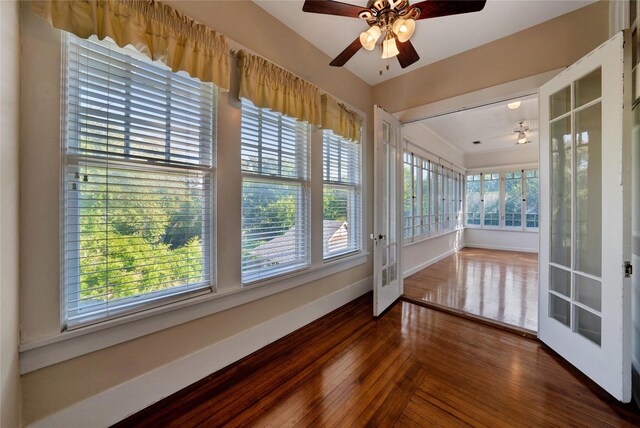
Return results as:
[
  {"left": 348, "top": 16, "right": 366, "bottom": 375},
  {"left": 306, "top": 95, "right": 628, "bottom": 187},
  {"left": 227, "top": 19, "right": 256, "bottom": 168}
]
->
[
  {"left": 412, "top": 0, "right": 487, "bottom": 20},
  {"left": 396, "top": 39, "right": 420, "bottom": 69},
  {"left": 330, "top": 37, "right": 362, "bottom": 67},
  {"left": 302, "top": 0, "right": 366, "bottom": 18}
]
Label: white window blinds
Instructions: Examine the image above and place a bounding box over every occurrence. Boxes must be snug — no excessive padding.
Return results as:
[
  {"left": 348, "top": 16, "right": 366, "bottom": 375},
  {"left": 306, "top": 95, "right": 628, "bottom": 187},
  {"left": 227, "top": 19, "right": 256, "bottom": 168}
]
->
[
  {"left": 241, "top": 99, "right": 309, "bottom": 283},
  {"left": 64, "top": 36, "right": 215, "bottom": 328},
  {"left": 323, "top": 131, "right": 362, "bottom": 259},
  {"left": 403, "top": 151, "right": 464, "bottom": 241}
]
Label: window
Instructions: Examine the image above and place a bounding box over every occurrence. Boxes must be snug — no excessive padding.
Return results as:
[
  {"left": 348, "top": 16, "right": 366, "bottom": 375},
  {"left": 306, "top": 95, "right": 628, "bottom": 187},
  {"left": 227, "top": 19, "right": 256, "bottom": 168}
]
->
[
  {"left": 525, "top": 170, "right": 539, "bottom": 228},
  {"left": 63, "top": 36, "right": 215, "bottom": 327},
  {"left": 322, "top": 131, "right": 362, "bottom": 259},
  {"left": 483, "top": 172, "right": 500, "bottom": 227},
  {"left": 465, "top": 170, "right": 539, "bottom": 231},
  {"left": 465, "top": 175, "right": 481, "bottom": 225},
  {"left": 504, "top": 171, "right": 523, "bottom": 227},
  {"left": 403, "top": 151, "right": 463, "bottom": 241},
  {"left": 240, "top": 99, "right": 309, "bottom": 283}
]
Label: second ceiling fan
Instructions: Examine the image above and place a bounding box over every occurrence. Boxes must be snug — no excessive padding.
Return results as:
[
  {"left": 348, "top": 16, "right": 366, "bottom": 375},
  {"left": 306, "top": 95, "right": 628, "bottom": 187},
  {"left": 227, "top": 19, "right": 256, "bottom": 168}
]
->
[{"left": 302, "top": 0, "right": 487, "bottom": 70}]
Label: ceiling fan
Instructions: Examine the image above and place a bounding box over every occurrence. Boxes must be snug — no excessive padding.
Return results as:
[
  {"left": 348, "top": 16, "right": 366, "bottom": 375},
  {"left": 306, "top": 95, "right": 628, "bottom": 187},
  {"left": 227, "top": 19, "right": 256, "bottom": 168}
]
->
[{"left": 302, "top": 0, "right": 487, "bottom": 70}]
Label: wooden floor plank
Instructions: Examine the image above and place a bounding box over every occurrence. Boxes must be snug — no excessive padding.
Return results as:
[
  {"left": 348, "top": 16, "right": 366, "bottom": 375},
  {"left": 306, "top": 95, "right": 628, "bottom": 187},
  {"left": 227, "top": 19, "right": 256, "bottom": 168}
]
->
[
  {"left": 403, "top": 247, "right": 538, "bottom": 331},
  {"left": 115, "top": 293, "right": 640, "bottom": 428}
]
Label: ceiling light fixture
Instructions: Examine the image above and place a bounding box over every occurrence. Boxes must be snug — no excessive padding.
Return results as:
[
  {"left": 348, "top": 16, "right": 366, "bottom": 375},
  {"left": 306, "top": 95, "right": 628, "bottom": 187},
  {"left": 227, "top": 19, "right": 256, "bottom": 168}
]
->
[
  {"left": 359, "top": 25, "right": 382, "bottom": 51},
  {"left": 392, "top": 17, "right": 416, "bottom": 43},
  {"left": 357, "top": 0, "right": 421, "bottom": 66},
  {"left": 507, "top": 101, "right": 521, "bottom": 110},
  {"left": 516, "top": 131, "right": 528, "bottom": 145},
  {"left": 514, "top": 121, "right": 530, "bottom": 145},
  {"left": 303, "top": 0, "right": 487, "bottom": 70},
  {"left": 381, "top": 36, "right": 400, "bottom": 59}
]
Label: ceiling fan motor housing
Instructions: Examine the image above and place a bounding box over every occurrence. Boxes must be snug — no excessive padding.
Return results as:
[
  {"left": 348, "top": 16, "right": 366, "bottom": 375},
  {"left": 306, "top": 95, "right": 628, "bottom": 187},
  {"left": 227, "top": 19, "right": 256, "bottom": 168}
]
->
[{"left": 359, "top": 0, "right": 420, "bottom": 29}]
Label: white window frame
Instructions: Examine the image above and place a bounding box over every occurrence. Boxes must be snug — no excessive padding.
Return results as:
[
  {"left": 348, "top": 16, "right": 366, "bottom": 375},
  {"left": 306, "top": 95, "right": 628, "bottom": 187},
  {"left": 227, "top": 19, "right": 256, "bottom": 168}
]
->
[
  {"left": 240, "top": 99, "right": 311, "bottom": 285},
  {"left": 403, "top": 150, "right": 464, "bottom": 244},
  {"left": 20, "top": 30, "right": 369, "bottom": 372},
  {"left": 61, "top": 35, "right": 216, "bottom": 329},
  {"left": 465, "top": 168, "right": 539, "bottom": 232},
  {"left": 322, "top": 130, "right": 363, "bottom": 261}
]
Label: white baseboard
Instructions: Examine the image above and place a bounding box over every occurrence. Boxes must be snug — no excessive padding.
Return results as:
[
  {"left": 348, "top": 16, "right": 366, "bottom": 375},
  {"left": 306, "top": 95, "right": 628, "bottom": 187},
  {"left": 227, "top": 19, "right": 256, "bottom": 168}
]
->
[
  {"left": 463, "top": 243, "right": 538, "bottom": 253},
  {"left": 403, "top": 245, "right": 463, "bottom": 278},
  {"left": 28, "top": 277, "right": 373, "bottom": 428}
]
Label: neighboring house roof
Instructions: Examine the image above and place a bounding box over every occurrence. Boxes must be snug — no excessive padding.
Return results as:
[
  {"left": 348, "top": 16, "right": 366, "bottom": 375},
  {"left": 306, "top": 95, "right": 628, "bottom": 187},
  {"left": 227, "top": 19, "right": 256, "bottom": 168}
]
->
[{"left": 250, "top": 220, "right": 348, "bottom": 266}]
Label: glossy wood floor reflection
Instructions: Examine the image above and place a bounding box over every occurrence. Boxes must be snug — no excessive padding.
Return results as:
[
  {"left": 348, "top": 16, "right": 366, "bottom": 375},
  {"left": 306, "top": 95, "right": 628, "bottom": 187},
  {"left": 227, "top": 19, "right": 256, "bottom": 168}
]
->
[
  {"left": 115, "top": 294, "right": 640, "bottom": 427},
  {"left": 404, "top": 247, "right": 539, "bottom": 332}
]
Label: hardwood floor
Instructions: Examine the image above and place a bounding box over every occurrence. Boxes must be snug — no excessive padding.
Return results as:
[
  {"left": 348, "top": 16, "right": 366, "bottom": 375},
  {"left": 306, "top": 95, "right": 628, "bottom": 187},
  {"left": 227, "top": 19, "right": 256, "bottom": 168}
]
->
[
  {"left": 115, "top": 293, "right": 640, "bottom": 427},
  {"left": 403, "top": 247, "right": 539, "bottom": 332}
]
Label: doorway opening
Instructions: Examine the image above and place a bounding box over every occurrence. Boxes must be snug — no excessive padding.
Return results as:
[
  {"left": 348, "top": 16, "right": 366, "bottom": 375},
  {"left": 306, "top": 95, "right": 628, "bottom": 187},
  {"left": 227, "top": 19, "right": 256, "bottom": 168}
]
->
[{"left": 399, "top": 93, "right": 540, "bottom": 334}]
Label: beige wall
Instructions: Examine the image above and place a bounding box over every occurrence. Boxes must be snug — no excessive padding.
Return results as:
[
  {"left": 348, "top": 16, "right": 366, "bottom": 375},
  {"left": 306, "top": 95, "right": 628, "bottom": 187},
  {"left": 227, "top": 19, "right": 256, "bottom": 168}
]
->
[
  {"left": 1, "top": 0, "right": 22, "bottom": 426},
  {"left": 20, "top": 1, "right": 373, "bottom": 425},
  {"left": 373, "top": 1, "right": 609, "bottom": 113},
  {"left": 465, "top": 144, "right": 538, "bottom": 170}
]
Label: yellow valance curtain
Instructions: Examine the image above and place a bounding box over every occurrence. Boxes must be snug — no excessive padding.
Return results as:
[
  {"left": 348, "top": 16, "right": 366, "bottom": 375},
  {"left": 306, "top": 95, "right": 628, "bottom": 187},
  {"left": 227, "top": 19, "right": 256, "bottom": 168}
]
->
[
  {"left": 32, "top": 0, "right": 230, "bottom": 91},
  {"left": 237, "top": 50, "right": 322, "bottom": 126},
  {"left": 321, "top": 94, "right": 363, "bottom": 143}
]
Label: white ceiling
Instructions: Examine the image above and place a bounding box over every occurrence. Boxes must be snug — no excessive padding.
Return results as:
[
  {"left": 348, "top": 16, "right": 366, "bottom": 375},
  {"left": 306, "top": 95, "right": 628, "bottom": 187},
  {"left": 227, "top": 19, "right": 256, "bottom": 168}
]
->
[
  {"left": 408, "top": 94, "right": 538, "bottom": 153},
  {"left": 254, "top": 0, "right": 597, "bottom": 85}
]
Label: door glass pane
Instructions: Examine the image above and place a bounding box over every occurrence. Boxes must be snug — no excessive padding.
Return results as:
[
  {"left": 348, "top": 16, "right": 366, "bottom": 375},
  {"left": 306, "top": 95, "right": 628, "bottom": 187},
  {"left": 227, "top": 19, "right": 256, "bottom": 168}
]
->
[
  {"left": 550, "top": 265, "right": 571, "bottom": 297},
  {"left": 381, "top": 142, "right": 388, "bottom": 248},
  {"left": 413, "top": 156, "right": 421, "bottom": 236},
  {"left": 550, "top": 293, "right": 571, "bottom": 327},
  {"left": 388, "top": 144, "right": 397, "bottom": 245},
  {"left": 575, "top": 307, "right": 601, "bottom": 346},
  {"left": 504, "top": 171, "right": 522, "bottom": 227},
  {"left": 525, "top": 170, "right": 539, "bottom": 228},
  {"left": 550, "top": 116, "right": 572, "bottom": 267},
  {"left": 389, "top": 263, "right": 397, "bottom": 282},
  {"left": 574, "top": 103, "right": 602, "bottom": 277},
  {"left": 574, "top": 68, "right": 602, "bottom": 108},
  {"left": 403, "top": 153, "right": 412, "bottom": 239},
  {"left": 483, "top": 173, "right": 500, "bottom": 227},
  {"left": 575, "top": 274, "right": 602, "bottom": 312},
  {"left": 550, "top": 86, "right": 571, "bottom": 120}
]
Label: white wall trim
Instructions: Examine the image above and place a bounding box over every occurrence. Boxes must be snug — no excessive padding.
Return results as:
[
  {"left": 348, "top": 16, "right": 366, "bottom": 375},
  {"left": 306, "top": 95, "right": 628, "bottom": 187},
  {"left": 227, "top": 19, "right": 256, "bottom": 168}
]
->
[
  {"left": 465, "top": 161, "right": 538, "bottom": 174},
  {"left": 394, "top": 68, "right": 564, "bottom": 123},
  {"left": 464, "top": 243, "right": 538, "bottom": 254},
  {"left": 27, "top": 276, "right": 373, "bottom": 428},
  {"left": 403, "top": 245, "right": 463, "bottom": 278}
]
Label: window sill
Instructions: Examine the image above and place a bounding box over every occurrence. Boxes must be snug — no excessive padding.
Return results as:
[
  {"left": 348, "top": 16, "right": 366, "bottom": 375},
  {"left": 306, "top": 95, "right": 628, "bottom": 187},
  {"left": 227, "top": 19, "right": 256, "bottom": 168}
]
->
[
  {"left": 19, "top": 252, "right": 368, "bottom": 374},
  {"left": 464, "top": 226, "right": 539, "bottom": 233},
  {"left": 403, "top": 228, "right": 463, "bottom": 247}
]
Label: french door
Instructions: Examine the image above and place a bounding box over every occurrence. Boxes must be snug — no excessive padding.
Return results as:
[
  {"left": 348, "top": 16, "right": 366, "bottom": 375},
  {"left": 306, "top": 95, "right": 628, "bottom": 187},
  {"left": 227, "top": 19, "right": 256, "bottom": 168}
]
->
[
  {"left": 538, "top": 31, "right": 632, "bottom": 401},
  {"left": 373, "top": 105, "right": 403, "bottom": 316}
]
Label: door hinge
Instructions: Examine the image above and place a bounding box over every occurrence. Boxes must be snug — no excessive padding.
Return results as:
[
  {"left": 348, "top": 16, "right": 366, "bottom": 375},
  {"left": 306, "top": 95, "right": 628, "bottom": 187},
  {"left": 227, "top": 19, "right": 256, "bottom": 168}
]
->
[{"left": 624, "top": 261, "right": 633, "bottom": 277}]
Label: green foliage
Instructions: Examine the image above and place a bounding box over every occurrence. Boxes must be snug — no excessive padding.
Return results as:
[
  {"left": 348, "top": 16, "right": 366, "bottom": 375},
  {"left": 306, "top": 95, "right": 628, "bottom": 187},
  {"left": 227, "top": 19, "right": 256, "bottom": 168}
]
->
[
  {"left": 76, "top": 166, "right": 205, "bottom": 305},
  {"left": 323, "top": 187, "right": 348, "bottom": 222}
]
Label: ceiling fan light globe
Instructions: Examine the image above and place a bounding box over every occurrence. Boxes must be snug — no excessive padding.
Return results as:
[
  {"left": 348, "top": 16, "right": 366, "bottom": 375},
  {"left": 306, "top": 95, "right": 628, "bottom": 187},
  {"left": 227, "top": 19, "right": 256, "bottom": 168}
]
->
[
  {"left": 392, "top": 18, "right": 415, "bottom": 43},
  {"left": 360, "top": 25, "right": 382, "bottom": 51},
  {"left": 517, "top": 132, "right": 528, "bottom": 144},
  {"left": 381, "top": 37, "right": 400, "bottom": 59}
]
